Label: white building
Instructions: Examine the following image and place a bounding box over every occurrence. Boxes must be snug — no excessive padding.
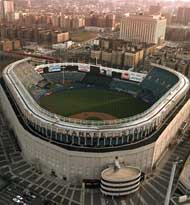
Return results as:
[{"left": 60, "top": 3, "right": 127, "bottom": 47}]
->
[
  {"left": 120, "top": 14, "right": 166, "bottom": 44},
  {"left": 2, "top": 0, "right": 14, "bottom": 21}
]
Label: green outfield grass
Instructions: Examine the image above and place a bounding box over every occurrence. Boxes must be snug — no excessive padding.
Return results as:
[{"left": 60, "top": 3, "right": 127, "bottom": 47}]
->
[{"left": 39, "top": 88, "right": 150, "bottom": 119}]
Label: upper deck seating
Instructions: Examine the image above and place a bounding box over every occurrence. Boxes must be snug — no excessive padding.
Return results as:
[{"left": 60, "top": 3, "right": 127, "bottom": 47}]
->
[{"left": 138, "top": 67, "right": 179, "bottom": 104}]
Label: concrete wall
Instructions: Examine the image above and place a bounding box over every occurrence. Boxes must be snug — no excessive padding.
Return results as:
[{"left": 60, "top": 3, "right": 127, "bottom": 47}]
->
[{"left": 152, "top": 99, "right": 190, "bottom": 166}]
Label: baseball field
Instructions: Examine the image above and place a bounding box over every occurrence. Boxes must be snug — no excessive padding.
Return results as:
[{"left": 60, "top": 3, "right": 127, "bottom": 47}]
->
[{"left": 39, "top": 88, "right": 150, "bottom": 120}]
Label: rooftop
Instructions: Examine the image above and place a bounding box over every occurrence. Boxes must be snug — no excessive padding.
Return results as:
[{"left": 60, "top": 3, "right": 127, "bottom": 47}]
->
[{"left": 101, "top": 166, "right": 141, "bottom": 182}]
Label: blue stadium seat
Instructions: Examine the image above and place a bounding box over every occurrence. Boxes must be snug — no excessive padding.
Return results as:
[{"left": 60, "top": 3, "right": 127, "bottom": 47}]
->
[
  {"left": 82, "top": 73, "right": 112, "bottom": 87},
  {"left": 138, "top": 67, "right": 179, "bottom": 104},
  {"left": 110, "top": 79, "right": 140, "bottom": 94}
]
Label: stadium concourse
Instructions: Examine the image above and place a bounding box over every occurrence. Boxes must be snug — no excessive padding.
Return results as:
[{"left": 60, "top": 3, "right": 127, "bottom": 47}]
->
[{"left": 0, "top": 58, "right": 190, "bottom": 200}]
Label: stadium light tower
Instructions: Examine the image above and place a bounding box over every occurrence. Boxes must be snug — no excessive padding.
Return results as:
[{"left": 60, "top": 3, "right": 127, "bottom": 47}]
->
[
  {"left": 81, "top": 182, "right": 85, "bottom": 205},
  {"left": 62, "top": 66, "right": 64, "bottom": 85}
]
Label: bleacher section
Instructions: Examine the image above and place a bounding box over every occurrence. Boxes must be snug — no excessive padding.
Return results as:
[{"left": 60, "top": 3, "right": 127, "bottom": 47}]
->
[
  {"left": 42, "top": 72, "right": 63, "bottom": 83},
  {"left": 82, "top": 73, "right": 112, "bottom": 88},
  {"left": 64, "top": 72, "right": 86, "bottom": 82},
  {"left": 138, "top": 67, "right": 179, "bottom": 104},
  {"left": 14, "top": 62, "right": 43, "bottom": 88},
  {"left": 110, "top": 79, "right": 140, "bottom": 94},
  {"left": 43, "top": 72, "right": 86, "bottom": 83}
]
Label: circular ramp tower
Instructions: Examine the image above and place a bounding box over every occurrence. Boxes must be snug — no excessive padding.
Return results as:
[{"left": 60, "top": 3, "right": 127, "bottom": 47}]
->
[{"left": 100, "top": 158, "right": 141, "bottom": 196}]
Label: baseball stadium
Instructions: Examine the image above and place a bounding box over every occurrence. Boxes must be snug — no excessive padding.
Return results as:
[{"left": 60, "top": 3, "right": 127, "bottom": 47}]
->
[{"left": 0, "top": 58, "right": 190, "bottom": 196}]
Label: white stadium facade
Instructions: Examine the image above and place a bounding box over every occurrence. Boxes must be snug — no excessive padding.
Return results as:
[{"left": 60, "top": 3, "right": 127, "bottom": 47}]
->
[{"left": 0, "top": 58, "right": 190, "bottom": 190}]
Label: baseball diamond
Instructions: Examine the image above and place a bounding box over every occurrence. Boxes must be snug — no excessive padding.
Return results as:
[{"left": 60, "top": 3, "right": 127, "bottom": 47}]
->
[{"left": 39, "top": 88, "right": 149, "bottom": 119}]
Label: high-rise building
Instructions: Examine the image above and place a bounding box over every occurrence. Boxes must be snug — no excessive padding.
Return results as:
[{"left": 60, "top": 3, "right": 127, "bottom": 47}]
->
[
  {"left": 176, "top": 7, "right": 190, "bottom": 25},
  {"left": 72, "top": 17, "right": 85, "bottom": 30},
  {"left": 2, "top": 0, "right": 14, "bottom": 21},
  {"left": 85, "top": 13, "right": 115, "bottom": 31},
  {"left": 51, "top": 14, "right": 60, "bottom": 27},
  {"left": 120, "top": 14, "right": 166, "bottom": 44},
  {"left": 27, "top": 0, "right": 31, "bottom": 8},
  {"left": 0, "top": 0, "right": 3, "bottom": 20},
  {"left": 60, "top": 15, "right": 85, "bottom": 30},
  {"left": 60, "top": 15, "right": 71, "bottom": 30}
]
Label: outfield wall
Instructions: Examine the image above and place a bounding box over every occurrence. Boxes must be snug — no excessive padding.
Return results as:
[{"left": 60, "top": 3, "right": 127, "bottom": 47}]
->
[{"left": 1, "top": 85, "right": 190, "bottom": 181}]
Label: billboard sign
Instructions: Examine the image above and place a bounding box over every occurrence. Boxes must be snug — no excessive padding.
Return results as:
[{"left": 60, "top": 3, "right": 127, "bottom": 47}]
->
[
  {"left": 78, "top": 64, "right": 90, "bottom": 72},
  {"left": 106, "top": 68, "right": 112, "bottom": 77},
  {"left": 121, "top": 71, "right": 129, "bottom": 80},
  {"left": 100, "top": 68, "right": 106, "bottom": 75},
  {"left": 48, "top": 65, "right": 61, "bottom": 73},
  {"left": 129, "top": 72, "right": 146, "bottom": 82}
]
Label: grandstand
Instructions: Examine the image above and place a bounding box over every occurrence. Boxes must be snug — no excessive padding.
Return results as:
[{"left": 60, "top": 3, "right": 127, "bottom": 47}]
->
[
  {"left": 0, "top": 58, "right": 190, "bottom": 184},
  {"left": 14, "top": 61, "right": 43, "bottom": 88},
  {"left": 110, "top": 79, "right": 140, "bottom": 94},
  {"left": 139, "top": 67, "right": 179, "bottom": 104},
  {"left": 43, "top": 71, "right": 86, "bottom": 83},
  {"left": 82, "top": 73, "right": 112, "bottom": 88}
]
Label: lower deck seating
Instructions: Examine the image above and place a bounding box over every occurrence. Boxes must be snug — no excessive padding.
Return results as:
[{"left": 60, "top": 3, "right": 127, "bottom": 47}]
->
[
  {"left": 110, "top": 79, "right": 140, "bottom": 94},
  {"left": 82, "top": 73, "right": 112, "bottom": 88},
  {"left": 138, "top": 67, "right": 179, "bottom": 103},
  {"left": 43, "top": 72, "right": 86, "bottom": 83},
  {"left": 14, "top": 62, "right": 43, "bottom": 88}
]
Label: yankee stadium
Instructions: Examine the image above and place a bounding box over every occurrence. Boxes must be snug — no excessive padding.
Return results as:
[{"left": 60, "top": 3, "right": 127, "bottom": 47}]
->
[{"left": 0, "top": 57, "right": 190, "bottom": 196}]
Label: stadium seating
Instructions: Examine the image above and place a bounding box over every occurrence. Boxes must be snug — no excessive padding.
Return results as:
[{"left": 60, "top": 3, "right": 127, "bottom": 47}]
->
[
  {"left": 42, "top": 72, "right": 63, "bottom": 83},
  {"left": 138, "top": 67, "right": 179, "bottom": 103},
  {"left": 14, "top": 62, "right": 43, "bottom": 88},
  {"left": 3, "top": 59, "right": 188, "bottom": 156},
  {"left": 64, "top": 72, "right": 86, "bottom": 82},
  {"left": 14, "top": 63, "right": 179, "bottom": 106},
  {"left": 110, "top": 79, "right": 140, "bottom": 94},
  {"left": 82, "top": 73, "right": 112, "bottom": 87},
  {"left": 43, "top": 72, "right": 86, "bottom": 83}
]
